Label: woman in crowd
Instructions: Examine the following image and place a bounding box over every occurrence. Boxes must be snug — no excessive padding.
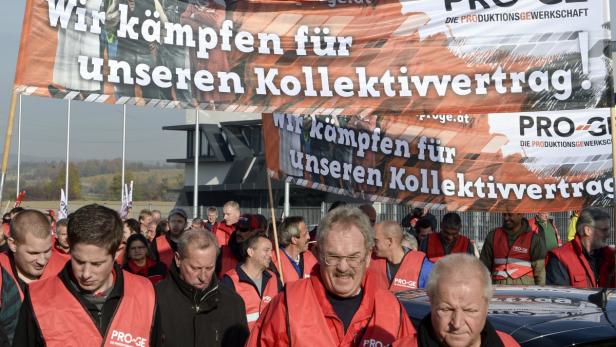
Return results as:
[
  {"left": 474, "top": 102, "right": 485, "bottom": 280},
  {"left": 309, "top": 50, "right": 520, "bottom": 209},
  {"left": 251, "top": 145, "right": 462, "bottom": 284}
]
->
[{"left": 123, "top": 233, "right": 168, "bottom": 284}]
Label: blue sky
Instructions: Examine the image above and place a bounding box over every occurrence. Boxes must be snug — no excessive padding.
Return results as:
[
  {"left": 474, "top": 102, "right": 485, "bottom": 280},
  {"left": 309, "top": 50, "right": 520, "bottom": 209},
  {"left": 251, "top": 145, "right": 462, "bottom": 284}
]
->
[{"left": 0, "top": 2, "right": 615, "bottom": 163}]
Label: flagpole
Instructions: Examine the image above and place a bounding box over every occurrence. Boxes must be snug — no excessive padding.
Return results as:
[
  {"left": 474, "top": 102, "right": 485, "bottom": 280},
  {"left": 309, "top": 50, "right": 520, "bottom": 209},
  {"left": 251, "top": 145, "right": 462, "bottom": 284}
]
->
[
  {"left": 284, "top": 181, "right": 290, "bottom": 218},
  {"left": 267, "top": 173, "right": 284, "bottom": 283},
  {"left": 65, "top": 100, "right": 71, "bottom": 201},
  {"left": 16, "top": 94, "right": 22, "bottom": 196},
  {"left": 0, "top": 92, "right": 18, "bottom": 206},
  {"left": 193, "top": 109, "right": 199, "bottom": 219},
  {"left": 121, "top": 105, "right": 126, "bottom": 200}
]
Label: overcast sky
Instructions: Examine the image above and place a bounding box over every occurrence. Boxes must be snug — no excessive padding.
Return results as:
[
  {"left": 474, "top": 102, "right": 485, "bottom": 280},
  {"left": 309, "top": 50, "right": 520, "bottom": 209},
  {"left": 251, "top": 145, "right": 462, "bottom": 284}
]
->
[{"left": 0, "top": 3, "right": 615, "bottom": 163}]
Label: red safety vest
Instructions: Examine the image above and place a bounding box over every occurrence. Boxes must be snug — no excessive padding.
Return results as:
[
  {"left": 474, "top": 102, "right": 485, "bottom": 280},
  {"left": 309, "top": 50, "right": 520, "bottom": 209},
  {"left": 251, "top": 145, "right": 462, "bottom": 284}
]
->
[
  {"left": 225, "top": 268, "right": 279, "bottom": 331},
  {"left": 285, "top": 274, "right": 407, "bottom": 346},
  {"left": 219, "top": 245, "right": 239, "bottom": 278},
  {"left": 52, "top": 243, "right": 71, "bottom": 262},
  {"left": 155, "top": 235, "right": 174, "bottom": 269},
  {"left": 491, "top": 228, "right": 534, "bottom": 280},
  {"left": 271, "top": 250, "right": 318, "bottom": 284},
  {"left": 214, "top": 223, "right": 235, "bottom": 247},
  {"left": 0, "top": 251, "right": 68, "bottom": 302},
  {"left": 425, "top": 233, "right": 471, "bottom": 262},
  {"left": 29, "top": 270, "right": 155, "bottom": 347},
  {"left": 370, "top": 251, "right": 426, "bottom": 292},
  {"left": 548, "top": 235, "right": 615, "bottom": 288},
  {"left": 528, "top": 217, "right": 562, "bottom": 247}
]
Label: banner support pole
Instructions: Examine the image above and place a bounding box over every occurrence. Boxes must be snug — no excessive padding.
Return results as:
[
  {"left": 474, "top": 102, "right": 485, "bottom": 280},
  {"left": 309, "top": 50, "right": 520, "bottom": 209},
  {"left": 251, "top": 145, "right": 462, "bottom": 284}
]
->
[
  {"left": 0, "top": 93, "right": 18, "bottom": 206},
  {"left": 16, "top": 95, "right": 22, "bottom": 197},
  {"left": 193, "top": 109, "right": 199, "bottom": 219},
  {"left": 121, "top": 105, "right": 126, "bottom": 201},
  {"left": 284, "top": 181, "right": 290, "bottom": 218},
  {"left": 65, "top": 100, "right": 71, "bottom": 203},
  {"left": 267, "top": 173, "right": 284, "bottom": 284}
]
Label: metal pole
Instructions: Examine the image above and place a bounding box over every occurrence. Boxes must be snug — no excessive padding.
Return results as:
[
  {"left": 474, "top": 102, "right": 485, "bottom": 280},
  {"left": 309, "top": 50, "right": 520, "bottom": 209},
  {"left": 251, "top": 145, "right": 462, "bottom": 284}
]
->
[
  {"left": 65, "top": 100, "right": 71, "bottom": 200},
  {"left": 284, "top": 181, "right": 290, "bottom": 218},
  {"left": 121, "top": 105, "right": 126, "bottom": 199},
  {"left": 0, "top": 93, "right": 18, "bottom": 205},
  {"left": 193, "top": 109, "right": 199, "bottom": 218},
  {"left": 16, "top": 94, "right": 22, "bottom": 196}
]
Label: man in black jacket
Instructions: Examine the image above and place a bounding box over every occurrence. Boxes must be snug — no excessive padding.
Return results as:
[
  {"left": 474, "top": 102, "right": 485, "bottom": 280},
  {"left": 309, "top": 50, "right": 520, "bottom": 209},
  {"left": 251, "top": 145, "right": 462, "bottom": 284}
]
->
[{"left": 154, "top": 229, "right": 249, "bottom": 346}]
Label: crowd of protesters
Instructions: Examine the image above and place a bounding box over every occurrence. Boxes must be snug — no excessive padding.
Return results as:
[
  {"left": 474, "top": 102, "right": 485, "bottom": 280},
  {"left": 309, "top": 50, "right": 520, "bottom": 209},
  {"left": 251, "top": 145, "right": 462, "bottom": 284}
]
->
[{"left": 0, "top": 201, "right": 611, "bottom": 346}]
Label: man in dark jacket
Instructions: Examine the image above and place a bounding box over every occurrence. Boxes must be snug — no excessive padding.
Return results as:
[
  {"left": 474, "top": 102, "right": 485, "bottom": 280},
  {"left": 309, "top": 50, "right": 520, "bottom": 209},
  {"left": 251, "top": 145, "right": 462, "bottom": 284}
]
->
[{"left": 154, "top": 229, "right": 249, "bottom": 346}]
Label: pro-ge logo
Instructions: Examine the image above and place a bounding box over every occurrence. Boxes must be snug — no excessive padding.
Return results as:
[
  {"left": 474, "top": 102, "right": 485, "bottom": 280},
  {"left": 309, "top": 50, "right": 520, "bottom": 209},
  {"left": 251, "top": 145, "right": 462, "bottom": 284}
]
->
[
  {"left": 327, "top": 0, "right": 374, "bottom": 8},
  {"left": 512, "top": 246, "right": 529, "bottom": 254},
  {"left": 393, "top": 278, "right": 417, "bottom": 289},
  {"left": 263, "top": 296, "right": 273, "bottom": 303},
  {"left": 362, "top": 339, "right": 390, "bottom": 347},
  {"left": 110, "top": 330, "right": 147, "bottom": 347}
]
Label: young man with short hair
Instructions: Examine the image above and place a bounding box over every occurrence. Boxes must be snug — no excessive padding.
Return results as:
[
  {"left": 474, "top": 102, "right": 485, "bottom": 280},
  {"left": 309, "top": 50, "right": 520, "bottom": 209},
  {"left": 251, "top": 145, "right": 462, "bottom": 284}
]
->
[{"left": 14, "top": 204, "right": 156, "bottom": 346}]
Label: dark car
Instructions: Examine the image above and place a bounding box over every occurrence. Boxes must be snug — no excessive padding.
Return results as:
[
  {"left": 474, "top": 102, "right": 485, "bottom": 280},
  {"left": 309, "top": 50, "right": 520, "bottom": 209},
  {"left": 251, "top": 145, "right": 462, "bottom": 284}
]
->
[{"left": 397, "top": 286, "right": 616, "bottom": 347}]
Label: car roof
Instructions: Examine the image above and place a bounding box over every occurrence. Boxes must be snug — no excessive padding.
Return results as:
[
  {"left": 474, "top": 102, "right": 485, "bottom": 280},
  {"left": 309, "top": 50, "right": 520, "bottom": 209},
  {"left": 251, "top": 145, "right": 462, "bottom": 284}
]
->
[{"left": 397, "top": 286, "right": 616, "bottom": 347}]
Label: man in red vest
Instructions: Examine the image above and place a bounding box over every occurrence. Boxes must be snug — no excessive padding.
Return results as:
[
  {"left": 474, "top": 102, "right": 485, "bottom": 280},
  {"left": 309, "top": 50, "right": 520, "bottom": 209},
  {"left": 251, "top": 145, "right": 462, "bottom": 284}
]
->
[
  {"left": 272, "top": 216, "right": 318, "bottom": 284},
  {"left": 247, "top": 207, "right": 415, "bottom": 346},
  {"left": 0, "top": 209, "right": 67, "bottom": 344},
  {"left": 214, "top": 201, "right": 241, "bottom": 247},
  {"left": 546, "top": 207, "right": 614, "bottom": 288},
  {"left": 52, "top": 219, "right": 70, "bottom": 260},
  {"left": 392, "top": 254, "right": 520, "bottom": 347},
  {"left": 480, "top": 213, "right": 546, "bottom": 285},
  {"left": 204, "top": 206, "right": 219, "bottom": 232},
  {"left": 152, "top": 208, "right": 187, "bottom": 268},
  {"left": 222, "top": 233, "right": 282, "bottom": 331},
  {"left": 371, "top": 220, "right": 433, "bottom": 292},
  {"left": 13, "top": 204, "right": 156, "bottom": 346},
  {"left": 419, "top": 212, "right": 475, "bottom": 262}
]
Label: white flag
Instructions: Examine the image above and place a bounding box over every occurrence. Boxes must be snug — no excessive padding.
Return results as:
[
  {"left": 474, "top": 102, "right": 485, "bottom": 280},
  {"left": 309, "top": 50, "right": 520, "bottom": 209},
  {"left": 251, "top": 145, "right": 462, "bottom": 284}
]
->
[
  {"left": 119, "top": 181, "right": 134, "bottom": 219},
  {"left": 58, "top": 189, "right": 69, "bottom": 219}
]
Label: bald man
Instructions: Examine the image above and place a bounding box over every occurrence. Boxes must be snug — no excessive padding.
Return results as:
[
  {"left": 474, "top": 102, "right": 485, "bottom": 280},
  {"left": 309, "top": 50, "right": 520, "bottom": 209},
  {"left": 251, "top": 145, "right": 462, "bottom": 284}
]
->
[
  {"left": 370, "top": 220, "right": 433, "bottom": 292},
  {"left": 0, "top": 210, "right": 68, "bottom": 344}
]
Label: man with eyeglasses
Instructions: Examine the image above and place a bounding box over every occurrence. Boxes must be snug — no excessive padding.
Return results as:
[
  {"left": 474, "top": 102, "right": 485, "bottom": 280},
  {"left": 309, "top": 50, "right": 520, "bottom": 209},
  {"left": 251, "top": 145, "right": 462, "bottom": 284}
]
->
[
  {"left": 372, "top": 220, "right": 433, "bottom": 292},
  {"left": 246, "top": 206, "right": 415, "bottom": 346},
  {"left": 546, "top": 207, "right": 615, "bottom": 288},
  {"left": 419, "top": 213, "right": 476, "bottom": 263}
]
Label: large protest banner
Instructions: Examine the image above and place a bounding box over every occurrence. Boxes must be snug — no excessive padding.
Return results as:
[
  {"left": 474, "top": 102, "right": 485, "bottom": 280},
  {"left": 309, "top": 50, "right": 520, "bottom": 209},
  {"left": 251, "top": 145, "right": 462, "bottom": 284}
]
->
[
  {"left": 13, "top": 0, "right": 613, "bottom": 211},
  {"left": 13, "top": 0, "right": 611, "bottom": 113}
]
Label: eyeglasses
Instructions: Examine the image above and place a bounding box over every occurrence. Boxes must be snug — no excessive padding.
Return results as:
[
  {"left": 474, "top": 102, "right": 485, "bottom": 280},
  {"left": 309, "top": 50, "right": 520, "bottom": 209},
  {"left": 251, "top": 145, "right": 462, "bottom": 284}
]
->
[{"left": 322, "top": 253, "right": 366, "bottom": 268}]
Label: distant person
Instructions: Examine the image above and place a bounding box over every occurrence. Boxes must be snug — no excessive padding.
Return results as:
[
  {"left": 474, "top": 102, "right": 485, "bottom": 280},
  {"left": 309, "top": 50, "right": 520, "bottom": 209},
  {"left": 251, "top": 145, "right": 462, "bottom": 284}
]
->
[
  {"left": 567, "top": 210, "right": 579, "bottom": 242},
  {"left": 154, "top": 229, "right": 249, "bottom": 346},
  {"left": 420, "top": 212, "right": 475, "bottom": 262},
  {"left": 528, "top": 212, "right": 561, "bottom": 252},
  {"left": 152, "top": 208, "right": 188, "bottom": 268},
  {"left": 52, "top": 219, "right": 70, "bottom": 260},
  {"left": 214, "top": 201, "right": 241, "bottom": 247},
  {"left": 151, "top": 209, "right": 162, "bottom": 224},
  {"left": 205, "top": 207, "right": 219, "bottom": 232},
  {"left": 123, "top": 233, "right": 167, "bottom": 285},
  {"left": 401, "top": 232, "right": 418, "bottom": 251},
  {"left": 155, "top": 220, "right": 169, "bottom": 238},
  {"left": 247, "top": 207, "right": 415, "bottom": 346},
  {"left": 415, "top": 218, "right": 434, "bottom": 242},
  {"left": 546, "top": 207, "right": 615, "bottom": 288},
  {"left": 123, "top": 218, "right": 140, "bottom": 236},
  {"left": 358, "top": 204, "right": 377, "bottom": 226},
  {"left": 271, "top": 216, "right": 318, "bottom": 285},
  {"left": 222, "top": 233, "right": 281, "bottom": 331},
  {"left": 392, "top": 254, "right": 520, "bottom": 347},
  {"left": 146, "top": 221, "right": 158, "bottom": 242},
  {"left": 480, "top": 212, "right": 546, "bottom": 285},
  {"left": 371, "top": 221, "right": 433, "bottom": 291},
  {"left": 139, "top": 209, "right": 153, "bottom": 234},
  {"left": 13, "top": 204, "right": 156, "bottom": 346},
  {"left": 191, "top": 218, "right": 205, "bottom": 231}
]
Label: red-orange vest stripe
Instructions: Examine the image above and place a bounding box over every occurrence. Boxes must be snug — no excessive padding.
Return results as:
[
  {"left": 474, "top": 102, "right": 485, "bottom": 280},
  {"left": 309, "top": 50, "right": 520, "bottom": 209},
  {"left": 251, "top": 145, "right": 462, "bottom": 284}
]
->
[
  {"left": 548, "top": 235, "right": 615, "bottom": 288},
  {"left": 219, "top": 245, "right": 238, "bottom": 278},
  {"left": 371, "top": 251, "right": 426, "bottom": 292},
  {"left": 155, "top": 235, "right": 174, "bottom": 268},
  {"left": 492, "top": 228, "right": 534, "bottom": 280},
  {"left": 285, "top": 276, "right": 404, "bottom": 346},
  {"left": 29, "top": 270, "right": 155, "bottom": 347},
  {"left": 225, "top": 268, "right": 279, "bottom": 331},
  {"left": 425, "top": 233, "right": 470, "bottom": 262}
]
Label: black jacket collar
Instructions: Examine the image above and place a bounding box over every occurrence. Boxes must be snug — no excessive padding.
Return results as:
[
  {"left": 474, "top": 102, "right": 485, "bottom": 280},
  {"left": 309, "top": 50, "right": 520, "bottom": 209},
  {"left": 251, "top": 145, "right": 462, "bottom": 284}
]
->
[
  {"left": 417, "top": 313, "right": 505, "bottom": 347},
  {"left": 169, "top": 263, "right": 220, "bottom": 312}
]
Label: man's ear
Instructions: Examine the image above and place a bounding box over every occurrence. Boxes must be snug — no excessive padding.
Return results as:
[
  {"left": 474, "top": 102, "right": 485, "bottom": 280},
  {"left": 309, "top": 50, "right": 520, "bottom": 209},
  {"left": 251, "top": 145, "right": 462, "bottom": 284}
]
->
[
  {"left": 8, "top": 237, "right": 17, "bottom": 253},
  {"left": 583, "top": 225, "right": 593, "bottom": 237},
  {"left": 174, "top": 251, "right": 181, "bottom": 268},
  {"left": 247, "top": 247, "right": 255, "bottom": 259}
]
